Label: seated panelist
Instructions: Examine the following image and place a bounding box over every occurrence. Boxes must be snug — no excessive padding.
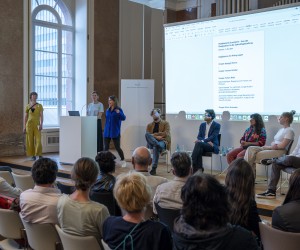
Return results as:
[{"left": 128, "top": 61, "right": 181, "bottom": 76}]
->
[
  {"left": 191, "top": 109, "right": 220, "bottom": 173},
  {"left": 227, "top": 113, "right": 266, "bottom": 164}
]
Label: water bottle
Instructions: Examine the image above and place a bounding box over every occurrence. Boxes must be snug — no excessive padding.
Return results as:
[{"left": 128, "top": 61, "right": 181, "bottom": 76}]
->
[
  {"left": 176, "top": 144, "right": 180, "bottom": 152},
  {"left": 221, "top": 146, "right": 225, "bottom": 156}
]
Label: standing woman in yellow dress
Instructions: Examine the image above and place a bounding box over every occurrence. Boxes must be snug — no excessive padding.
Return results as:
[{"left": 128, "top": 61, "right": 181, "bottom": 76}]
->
[{"left": 24, "top": 92, "right": 44, "bottom": 161}]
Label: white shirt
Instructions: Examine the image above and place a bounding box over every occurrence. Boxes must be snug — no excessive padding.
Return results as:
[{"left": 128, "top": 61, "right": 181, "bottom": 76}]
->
[
  {"left": 0, "top": 177, "right": 22, "bottom": 198},
  {"left": 20, "top": 185, "right": 61, "bottom": 224},
  {"left": 87, "top": 102, "right": 104, "bottom": 118},
  {"left": 290, "top": 135, "right": 300, "bottom": 157},
  {"left": 272, "top": 127, "right": 294, "bottom": 148},
  {"left": 205, "top": 121, "right": 213, "bottom": 139}
]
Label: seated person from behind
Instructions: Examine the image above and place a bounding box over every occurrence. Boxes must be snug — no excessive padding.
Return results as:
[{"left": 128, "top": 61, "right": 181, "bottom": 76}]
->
[
  {"left": 20, "top": 158, "right": 61, "bottom": 224},
  {"left": 271, "top": 168, "right": 300, "bottom": 232},
  {"left": 57, "top": 157, "right": 109, "bottom": 244},
  {"left": 145, "top": 108, "right": 171, "bottom": 176},
  {"left": 227, "top": 113, "right": 266, "bottom": 164},
  {"left": 153, "top": 151, "right": 191, "bottom": 214},
  {"left": 257, "top": 134, "right": 300, "bottom": 199},
  {"left": 191, "top": 109, "right": 220, "bottom": 173},
  {"left": 102, "top": 172, "right": 172, "bottom": 250},
  {"left": 173, "top": 174, "right": 259, "bottom": 250},
  {"left": 132, "top": 146, "right": 168, "bottom": 218},
  {"left": 244, "top": 110, "right": 295, "bottom": 172},
  {"left": 225, "top": 159, "right": 261, "bottom": 241},
  {"left": 91, "top": 151, "right": 116, "bottom": 192},
  {"left": 0, "top": 166, "right": 22, "bottom": 198}
]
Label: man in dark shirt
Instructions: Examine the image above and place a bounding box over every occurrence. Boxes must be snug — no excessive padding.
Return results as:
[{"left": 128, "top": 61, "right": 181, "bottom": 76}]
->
[{"left": 145, "top": 108, "right": 171, "bottom": 176}]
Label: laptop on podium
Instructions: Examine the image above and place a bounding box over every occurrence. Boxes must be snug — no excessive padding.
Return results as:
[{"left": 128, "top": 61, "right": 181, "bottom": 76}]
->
[{"left": 68, "top": 111, "right": 80, "bottom": 116}]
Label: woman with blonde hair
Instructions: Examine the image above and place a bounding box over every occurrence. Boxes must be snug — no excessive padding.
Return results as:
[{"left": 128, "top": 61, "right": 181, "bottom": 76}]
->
[
  {"left": 57, "top": 157, "right": 109, "bottom": 244},
  {"left": 102, "top": 172, "right": 172, "bottom": 250}
]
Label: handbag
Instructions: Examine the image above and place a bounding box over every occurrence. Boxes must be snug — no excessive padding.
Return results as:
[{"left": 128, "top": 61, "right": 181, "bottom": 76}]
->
[{"left": 0, "top": 195, "right": 20, "bottom": 212}]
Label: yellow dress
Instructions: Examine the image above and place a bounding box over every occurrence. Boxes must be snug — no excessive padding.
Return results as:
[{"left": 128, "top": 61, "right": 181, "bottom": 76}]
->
[{"left": 25, "top": 103, "right": 44, "bottom": 157}]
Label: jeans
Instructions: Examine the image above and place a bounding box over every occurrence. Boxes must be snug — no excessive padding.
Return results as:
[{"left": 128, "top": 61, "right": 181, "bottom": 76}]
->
[
  {"left": 97, "top": 119, "right": 104, "bottom": 152},
  {"left": 268, "top": 155, "right": 300, "bottom": 191},
  {"left": 191, "top": 142, "right": 214, "bottom": 173},
  {"left": 145, "top": 132, "right": 166, "bottom": 170},
  {"left": 104, "top": 136, "right": 124, "bottom": 160}
]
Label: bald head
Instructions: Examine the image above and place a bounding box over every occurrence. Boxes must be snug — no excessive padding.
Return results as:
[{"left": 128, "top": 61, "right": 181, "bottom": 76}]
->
[{"left": 132, "top": 146, "right": 152, "bottom": 170}]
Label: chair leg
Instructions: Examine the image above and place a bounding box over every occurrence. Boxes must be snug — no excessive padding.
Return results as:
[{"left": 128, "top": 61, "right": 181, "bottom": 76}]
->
[{"left": 210, "top": 157, "right": 213, "bottom": 175}]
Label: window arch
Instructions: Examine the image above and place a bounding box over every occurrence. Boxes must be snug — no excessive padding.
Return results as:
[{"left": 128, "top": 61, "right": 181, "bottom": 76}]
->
[{"left": 31, "top": 0, "right": 74, "bottom": 127}]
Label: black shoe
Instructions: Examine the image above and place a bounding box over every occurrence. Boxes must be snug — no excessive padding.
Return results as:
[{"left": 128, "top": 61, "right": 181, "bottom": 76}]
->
[
  {"left": 260, "top": 158, "right": 274, "bottom": 165},
  {"left": 31, "top": 156, "right": 36, "bottom": 161},
  {"left": 256, "top": 190, "right": 276, "bottom": 199},
  {"left": 39, "top": 156, "right": 43, "bottom": 159},
  {"left": 150, "top": 169, "right": 157, "bottom": 176}
]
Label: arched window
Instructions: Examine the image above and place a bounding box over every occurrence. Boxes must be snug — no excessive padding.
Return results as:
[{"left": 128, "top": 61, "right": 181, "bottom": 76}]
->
[{"left": 31, "top": 0, "right": 74, "bottom": 126}]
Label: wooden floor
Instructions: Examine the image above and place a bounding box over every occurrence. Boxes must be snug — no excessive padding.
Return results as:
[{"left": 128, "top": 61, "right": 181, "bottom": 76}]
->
[{"left": 0, "top": 153, "right": 287, "bottom": 219}]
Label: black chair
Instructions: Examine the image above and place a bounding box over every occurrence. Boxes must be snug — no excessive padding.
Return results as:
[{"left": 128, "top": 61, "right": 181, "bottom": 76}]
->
[
  {"left": 203, "top": 134, "right": 222, "bottom": 174},
  {"left": 154, "top": 202, "right": 180, "bottom": 232},
  {"left": 56, "top": 181, "right": 74, "bottom": 195},
  {"left": 90, "top": 191, "right": 122, "bottom": 216},
  {"left": 260, "top": 140, "right": 294, "bottom": 183}
]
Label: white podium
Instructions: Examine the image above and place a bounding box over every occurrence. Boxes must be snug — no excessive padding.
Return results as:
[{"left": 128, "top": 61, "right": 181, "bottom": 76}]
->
[{"left": 60, "top": 116, "right": 97, "bottom": 164}]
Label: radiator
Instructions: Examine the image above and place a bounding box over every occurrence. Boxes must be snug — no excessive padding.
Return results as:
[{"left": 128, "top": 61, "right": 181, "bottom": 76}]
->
[{"left": 41, "top": 128, "right": 59, "bottom": 153}]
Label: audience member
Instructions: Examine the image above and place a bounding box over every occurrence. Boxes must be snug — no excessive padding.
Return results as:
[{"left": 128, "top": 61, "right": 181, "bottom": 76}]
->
[
  {"left": 225, "top": 158, "right": 261, "bottom": 240},
  {"left": 0, "top": 177, "right": 22, "bottom": 198},
  {"left": 102, "top": 172, "right": 172, "bottom": 250},
  {"left": 92, "top": 151, "right": 116, "bottom": 192},
  {"left": 257, "top": 135, "right": 300, "bottom": 198},
  {"left": 272, "top": 168, "right": 300, "bottom": 232},
  {"left": 244, "top": 110, "right": 295, "bottom": 172},
  {"left": 20, "top": 158, "right": 61, "bottom": 224},
  {"left": 191, "top": 109, "right": 220, "bottom": 173},
  {"left": 227, "top": 113, "right": 266, "bottom": 164},
  {"left": 173, "top": 174, "right": 259, "bottom": 250},
  {"left": 57, "top": 157, "right": 109, "bottom": 244},
  {"left": 153, "top": 151, "right": 191, "bottom": 214},
  {"left": 132, "top": 146, "right": 168, "bottom": 218},
  {"left": 145, "top": 108, "right": 171, "bottom": 175}
]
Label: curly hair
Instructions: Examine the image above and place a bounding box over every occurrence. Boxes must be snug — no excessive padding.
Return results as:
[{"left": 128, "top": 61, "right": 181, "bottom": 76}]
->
[
  {"left": 71, "top": 157, "right": 99, "bottom": 191},
  {"left": 181, "top": 174, "right": 230, "bottom": 230},
  {"left": 31, "top": 158, "right": 58, "bottom": 185},
  {"left": 95, "top": 151, "right": 116, "bottom": 174},
  {"left": 225, "top": 158, "right": 255, "bottom": 226},
  {"left": 283, "top": 168, "right": 300, "bottom": 205},
  {"left": 250, "top": 113, "right": 265, "bottom": 135}
]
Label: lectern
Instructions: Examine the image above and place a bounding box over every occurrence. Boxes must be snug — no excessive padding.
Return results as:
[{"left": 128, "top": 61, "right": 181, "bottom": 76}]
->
[{"left": 60, "top": 116, "right": 97, "bottom": 164}]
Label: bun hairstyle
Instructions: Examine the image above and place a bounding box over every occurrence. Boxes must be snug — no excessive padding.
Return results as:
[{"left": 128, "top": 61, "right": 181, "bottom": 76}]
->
[
  {"left": 71, "top": 157, "right": 99, "bottom": 191},
  {"left": 205, "top": 109, "right": 216, "bottom": 120},
  {"left": 282, "top": 110, "right": 296, "bottom": 124},
  {"left": 150, "top": 108, "right": 161, "bottom": 116}
]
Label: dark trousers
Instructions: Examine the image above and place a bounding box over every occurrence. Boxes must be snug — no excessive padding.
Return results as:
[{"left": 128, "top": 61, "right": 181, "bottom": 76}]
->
[
  {"left": 191, "top": 142, "right": 214, "bottom": 173},
  {"left": 97, "top": 119, "right": 104, "bottom": 152},
  {"left": 104, "top": 136, "right": 124, "bottom": 160}
]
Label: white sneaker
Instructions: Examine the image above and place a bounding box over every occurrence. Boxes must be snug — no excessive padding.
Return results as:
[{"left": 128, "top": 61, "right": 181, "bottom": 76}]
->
[{"left": 120, "top": 160, "right": 127, "bottom": 168}]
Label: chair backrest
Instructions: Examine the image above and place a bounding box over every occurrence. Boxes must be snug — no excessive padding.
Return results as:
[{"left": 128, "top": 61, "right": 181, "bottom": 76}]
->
[
  {"left": 217, "top": 133, "right": 221, "bottom": 147},
  {"left": 56, "top": 181, "right": 74, "bottom": 195},
  {"left": 0, "top": 208, "right": 24, "bottom": 239},
  {"left": 154, "top": 203, "right": 180, "bottom": 232},
  {"left": 0, "top": 171, "right": 15, "bottom": 186},
  {"left": 90, "top": 191, "right": 121, "bottom": 216},
  {"left": 101, "top": 239, "right": 111, "bottom": 250},
  {"left": 286, "top": 140, "right": 294, "bottom": 155},
  {"left": 259, "top": 222, "right": 300, "bottom": 250},
  {"left": 21, "top": 218, "right": 61, "bottom": 250},
  {"left": 55, "top": 225, "right": 101, "bottom": 250},
  {"left": 12, "top": 172, "right": 34, "bottom": 191}
]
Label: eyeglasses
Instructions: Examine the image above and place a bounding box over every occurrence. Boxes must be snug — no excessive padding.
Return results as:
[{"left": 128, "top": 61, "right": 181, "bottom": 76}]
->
[{"left": 204, "top": 113, "right": 211, "bottom": 117}]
